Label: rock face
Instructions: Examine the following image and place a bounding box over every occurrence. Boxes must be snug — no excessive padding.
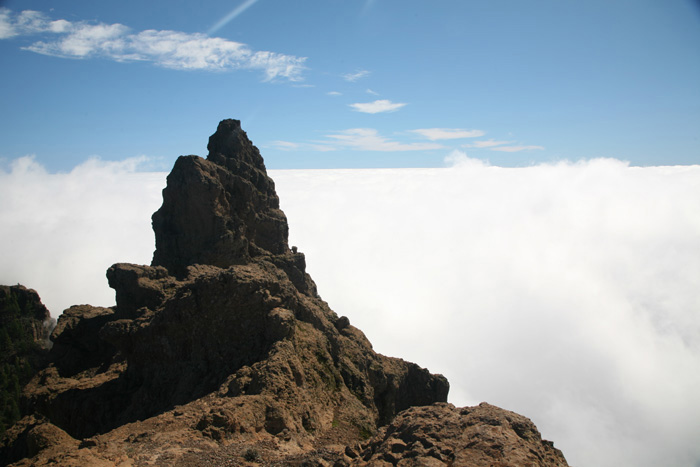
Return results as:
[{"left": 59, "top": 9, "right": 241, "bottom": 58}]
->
[
  {"left": 0, "top": 286, "right": 53, "bottom": 346},
  {"left": 352, "top": 403, "right": 568, "bottom": 466},
  {"left": 151, "top": 119, "right": 289, "bottom": 277},
  {"left": 0, "top": 286, "right": 54, "bottom": 438},
  {"left": 0, "top": 120, "right": 568, "bottom": 466}
]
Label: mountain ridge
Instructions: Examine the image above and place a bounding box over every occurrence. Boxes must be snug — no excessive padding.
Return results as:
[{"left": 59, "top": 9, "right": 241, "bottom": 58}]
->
[{"left": 0, "top": 119, "right": 568, "bottom": 466}]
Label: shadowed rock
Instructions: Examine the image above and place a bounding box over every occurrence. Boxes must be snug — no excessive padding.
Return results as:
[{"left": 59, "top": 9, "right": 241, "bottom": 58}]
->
[{"left": 151, "top": 119, "right": 288, "bottom": 277}]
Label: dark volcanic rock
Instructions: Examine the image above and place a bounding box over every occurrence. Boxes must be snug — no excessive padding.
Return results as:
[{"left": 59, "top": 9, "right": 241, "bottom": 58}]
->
[
  {"left": 1, "top": 120, "right": 567, "bottom": 467},
  {"left": 355, "top": 402, "right": 569, "bottom": 466},
  {"left": 0, "top": 286, "right": 54, "bottom": 459},
  {"left": 49, "top": 305, "right": 117, "bottom": 377},
  {"left": 0, "top": 286, "right": 53, "bottom": 345},
  {"left": 151, "top": 119, "right": 289, "bottom": 277}
]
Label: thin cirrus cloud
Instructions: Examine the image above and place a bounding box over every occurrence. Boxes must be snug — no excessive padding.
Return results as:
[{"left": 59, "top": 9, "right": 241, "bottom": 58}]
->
[
  {"left": 466, "top": 139, "right": 514, "bottom": 148},
  {"left": 464, "top": 139, "right": 544, "bottom": 152},
  {"left": 490, "top": 145, "right": 545, "bottom": 152},
  {"left": 270, "top": 141, "right": 300, "bottom": 150},
  {"left": 350, "top": 99, "right": 407, "bottom": 114},
  {"left": 0, "top": 8, "right": 306, "bottom": 81},
  {"left": 207, "top": 0, "right": 260, "bottom": 36},
  {"left": 272, "top": 128, "right": 444, "bottom": 152},
  {"left": 325, "top": 128, "right": 443, "bottom": 151},
  {"left": 271, "top": 140, "right": 336, "bottom": 152},
  {"left": 410, "top": 128, "right": 485, "bottom": 140},
  {"left": 342, "top": 69, "right": 371, "bottom": 82}
]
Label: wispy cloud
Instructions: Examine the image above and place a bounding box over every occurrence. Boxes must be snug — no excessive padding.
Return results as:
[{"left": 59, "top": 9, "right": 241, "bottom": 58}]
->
[
  {"left": 207, "top": 0, "right": 260, "bottom": 36},
  {"left": 411, "top": 128, "right": 485, "bottom": 141},
  {"left": 327, "top": 91, "right": 342, "bottom": 96},
  {"left": 465, "top": 139, "right": 513, "bottom": 148},
  {"left": 366, "top": 88, "right": 379, "bottom": 96},
  {"left": 1, "top": 9, "right": 306, "bottom": 81},
  {"left": 271, "top": 128, "right": 444, "bottom": 152},
  {"left": 325, "top": 128, "right": 443, "bottom": 151},
  {"left": 271, "top": 140, "right": 336, "bottom": 152},
  {"left": 271, "top": 141, "right": 301, "bottom": 150},
  {"left": 0, "top": 9, "right": 68, "bottom": 38},
  {"left": 343, "top": 69, "right": 371, "bottom": 82},
  {"left": 350, "top": 99, "right": 406, "bottom": 114},
  {"left": 490, "top": 145, "right": 545, "bottom": 152}
]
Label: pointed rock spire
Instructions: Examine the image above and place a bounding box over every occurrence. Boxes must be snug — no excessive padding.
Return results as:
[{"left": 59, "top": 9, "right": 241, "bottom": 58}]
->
[{"left": 151, "top": 119, "right": 289, "bottom": 276}]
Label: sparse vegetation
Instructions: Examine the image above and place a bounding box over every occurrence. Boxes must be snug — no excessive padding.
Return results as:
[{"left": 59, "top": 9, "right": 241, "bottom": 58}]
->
[
  {"left": 0, "top": 288, "right": 49, "bottom": 435},
  {"left": 358, "top": 425, "right": 373, "bottom": 441},
  {"left": 242, "top": 447, "right": 261, "bottom": 462}
]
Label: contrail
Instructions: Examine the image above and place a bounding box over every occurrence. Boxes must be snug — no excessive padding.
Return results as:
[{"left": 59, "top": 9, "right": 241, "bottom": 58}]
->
[{"left": 207, "top": 0, "right": 261, "bottom": 36}]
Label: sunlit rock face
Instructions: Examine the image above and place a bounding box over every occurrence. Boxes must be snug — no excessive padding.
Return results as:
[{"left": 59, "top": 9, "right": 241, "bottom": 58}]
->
[{"left": 353, "top": 402, "right": 569, "bottom": 466}]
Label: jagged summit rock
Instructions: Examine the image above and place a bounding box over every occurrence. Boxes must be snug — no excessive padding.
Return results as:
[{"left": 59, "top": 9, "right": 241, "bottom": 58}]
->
[
  {"left": 151, "top": 118, "right": 289, "bottom": 277},
  {"left": 206, "top": 118, "right": 266, "bottom": 168},
  {"left": 1, "top": 120, "right": 568, "bottom": 466}
]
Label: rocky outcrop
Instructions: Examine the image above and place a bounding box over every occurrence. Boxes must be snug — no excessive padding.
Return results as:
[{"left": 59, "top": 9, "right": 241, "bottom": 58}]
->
[
  {"left": 151, "top": 119, "right": 289, "bottom": 277},
  {"left": 351, "top": 403, "right": 569, "bottom": 466},
  {"left": 0, "top": 286, "right": 53, "bottom": 346},
  {"left": 1, "top": 120, "right": 568, "bottom": 466},
  {"left": 0, "top": 286, "right": 54, "bottom": 438}
]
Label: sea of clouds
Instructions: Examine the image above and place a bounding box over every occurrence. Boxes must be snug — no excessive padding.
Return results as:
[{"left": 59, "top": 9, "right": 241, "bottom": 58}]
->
[{"left": 1, "top": 153, "right": 699, "bottom": 467}]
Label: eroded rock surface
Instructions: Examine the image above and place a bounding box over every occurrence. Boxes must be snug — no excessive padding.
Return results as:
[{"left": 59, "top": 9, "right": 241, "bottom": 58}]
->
[
  {"left": 1, "top": 120, "right": 567, "bottom": 466},
  {"left": 352, "top": 402, "right": 569, "bottom": 467}
]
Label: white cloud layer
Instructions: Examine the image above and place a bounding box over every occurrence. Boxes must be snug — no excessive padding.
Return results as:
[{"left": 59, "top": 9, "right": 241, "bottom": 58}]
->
[
  {"left": 349, "top": 99, "right": 406, "bottom": 114},
  {"left": 1, "top": 156, "right": 699, "bottom": 467},
  {"left": 411, "top": 128, "right": 485, "bottom": 140},
  {"left": 0, "top": 8, "right": 306, "bottom": 81},
  {"left": 0, "top": 156, "right": 165, "bottom": 313},
  {"left": 275, "top": 159, "right": 700, "bottom": 467}
]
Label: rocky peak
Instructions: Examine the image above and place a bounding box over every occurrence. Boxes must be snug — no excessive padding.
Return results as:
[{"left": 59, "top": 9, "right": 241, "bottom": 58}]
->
[
  {"left": 1, "top": 120, "right": 569, "bottom": 467},
  {"left": 206, "top": 118, "right": 265, "bottom": 168},
  {"left": 151, "top": 119, "right": 288, "bottom": 277}
]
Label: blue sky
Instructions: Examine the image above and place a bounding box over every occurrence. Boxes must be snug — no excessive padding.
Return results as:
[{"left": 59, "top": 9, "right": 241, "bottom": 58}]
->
[{"left": 1, "top": 0, "right": 699, "bottom": 171}]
